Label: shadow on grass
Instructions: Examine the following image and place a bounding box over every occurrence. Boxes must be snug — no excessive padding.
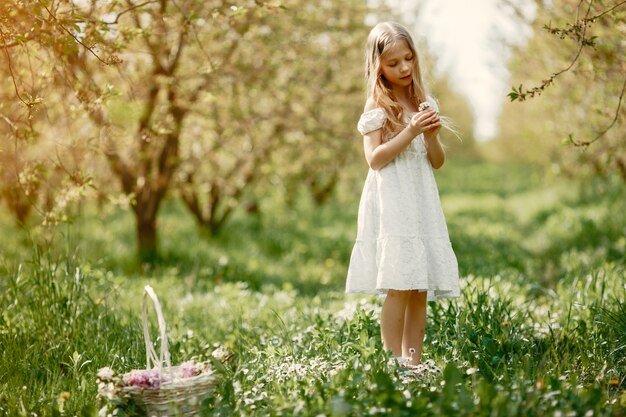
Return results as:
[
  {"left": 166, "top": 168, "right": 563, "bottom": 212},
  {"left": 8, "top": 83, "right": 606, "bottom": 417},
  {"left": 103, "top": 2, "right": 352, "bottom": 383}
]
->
[
  {"left": 528, "top": 176, "right": 626, "bottom": 282},
  {"left": 447, "top": 207, "right": 530, "bottom": 278},
  {"left": 84, "top": 195, "right": 356, "bottom": 296}
]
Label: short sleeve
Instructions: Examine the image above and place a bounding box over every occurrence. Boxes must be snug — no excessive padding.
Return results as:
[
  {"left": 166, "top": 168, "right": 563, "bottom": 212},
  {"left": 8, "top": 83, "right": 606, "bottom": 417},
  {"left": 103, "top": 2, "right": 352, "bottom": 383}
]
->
[{"left": 357, "top": 108, "right": 386, "bottom": 135}]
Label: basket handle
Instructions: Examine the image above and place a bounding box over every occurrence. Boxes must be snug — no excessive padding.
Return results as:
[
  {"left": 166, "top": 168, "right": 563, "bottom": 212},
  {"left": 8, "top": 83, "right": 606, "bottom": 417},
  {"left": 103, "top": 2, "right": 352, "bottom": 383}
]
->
[{"left": 142, "top": 285, "right": 172, "bottom": 376}]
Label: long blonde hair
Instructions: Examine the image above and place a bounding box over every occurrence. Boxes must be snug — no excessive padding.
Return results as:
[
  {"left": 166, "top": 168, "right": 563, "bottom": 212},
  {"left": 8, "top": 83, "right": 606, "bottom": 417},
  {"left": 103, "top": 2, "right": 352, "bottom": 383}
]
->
[{"left": 365, "top": 22, "right": 426, "bottom": 138}]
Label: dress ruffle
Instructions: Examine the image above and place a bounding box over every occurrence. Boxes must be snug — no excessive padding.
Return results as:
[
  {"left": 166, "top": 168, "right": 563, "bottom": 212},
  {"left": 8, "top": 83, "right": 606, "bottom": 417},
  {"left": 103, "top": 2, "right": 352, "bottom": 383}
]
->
[{"left": 346, "top": 236, "right": 460, "bottom": 302}]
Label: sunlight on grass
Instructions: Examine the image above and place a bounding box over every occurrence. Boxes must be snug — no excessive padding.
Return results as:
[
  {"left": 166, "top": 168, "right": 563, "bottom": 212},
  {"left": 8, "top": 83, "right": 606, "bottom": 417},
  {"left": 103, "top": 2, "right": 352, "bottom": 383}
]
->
[{"left": 1, "top": 161, "right": 624, "bottom": 416}]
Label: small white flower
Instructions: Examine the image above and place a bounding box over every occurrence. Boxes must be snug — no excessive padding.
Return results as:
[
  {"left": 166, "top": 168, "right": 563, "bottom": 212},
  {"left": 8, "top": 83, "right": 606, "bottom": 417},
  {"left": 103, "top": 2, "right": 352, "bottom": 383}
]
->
[
  {"left": 98, "top": 405, "right": 109, "bottom": 417},
  {"left": 466, "top": 367, "right": 479, "bottom": 375},
  {"left": 98, "top": 382, "right": 117, "bottom": 400},
  {"left": 97, "top": 367, "right": 115, "bottom": 380},
  {"left": 211, "top": 345, "right": 229, "bottom": 361}
]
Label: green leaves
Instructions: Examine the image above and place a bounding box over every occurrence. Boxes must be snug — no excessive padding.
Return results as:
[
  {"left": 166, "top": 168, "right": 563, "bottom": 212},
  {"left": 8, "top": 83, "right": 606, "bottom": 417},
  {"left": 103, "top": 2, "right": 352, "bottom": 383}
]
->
[
  {"left": 595, "top": 297, "right": 626, "bottom": 358},
  {"left": 1, "top": 154, "right": 625, "bottom": 415},
  {"left": 505, "top": 0, "right": 625, "bottom": 180},
  {"left": 508, "top": 84, "right": 523, "bottom": 102},
  {"left": 508, "top": 81, "right": 550, "bottom": 102}
]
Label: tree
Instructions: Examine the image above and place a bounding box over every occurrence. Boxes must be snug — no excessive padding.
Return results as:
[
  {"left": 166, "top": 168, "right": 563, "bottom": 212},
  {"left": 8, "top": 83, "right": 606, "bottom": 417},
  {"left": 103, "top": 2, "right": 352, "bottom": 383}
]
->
[
  {"left": 505, "top": 0, "right": 625, "bottom": 180},
  {"left": 1, "top": 0, "right": 277, "bottom": 261},
  {"left": 0, "top": 2, "right": 94, "bottom": 228},
  {"left": 268, "top": 0, "right": 371, "bottom": 207},
  {"left": 176, "top": 0, "right": 374, "bottom": 235},
  {"left": 175, "top": 3, "right": 291, "bottom": 234},
  {"left": 1, "top": 0, "right": 477, "bottom": 262}
]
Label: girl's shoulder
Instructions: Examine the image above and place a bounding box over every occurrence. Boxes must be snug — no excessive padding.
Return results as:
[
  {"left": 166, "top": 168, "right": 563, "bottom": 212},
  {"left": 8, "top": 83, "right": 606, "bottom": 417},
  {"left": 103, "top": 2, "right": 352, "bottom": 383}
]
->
[{"left": 363, "top": 97, "right": 380, "bottom": 112}]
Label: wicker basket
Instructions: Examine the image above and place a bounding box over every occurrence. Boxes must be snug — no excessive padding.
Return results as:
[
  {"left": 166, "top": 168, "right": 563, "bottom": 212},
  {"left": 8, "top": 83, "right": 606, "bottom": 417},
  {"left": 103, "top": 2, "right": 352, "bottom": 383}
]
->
[{"left": 121, "top": 285, "right": 218, "bottom": 417}]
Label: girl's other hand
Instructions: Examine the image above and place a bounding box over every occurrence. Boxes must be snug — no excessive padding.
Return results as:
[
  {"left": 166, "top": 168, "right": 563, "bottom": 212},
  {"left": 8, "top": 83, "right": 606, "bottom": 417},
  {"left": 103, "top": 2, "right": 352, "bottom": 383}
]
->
[{"left": 409, "top": 109, "right": 440, "bottom": 136}]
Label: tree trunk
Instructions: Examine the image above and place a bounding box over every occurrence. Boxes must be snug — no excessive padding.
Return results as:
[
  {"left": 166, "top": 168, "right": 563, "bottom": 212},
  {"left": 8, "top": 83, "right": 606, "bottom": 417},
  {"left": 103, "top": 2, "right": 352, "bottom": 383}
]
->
[
  {"left": 616, "top": 156, "right": 626, "bottom": 183},
  {"left": 5, "top": 188, "right": 32, "bottom": 225},
  {"left": 134, "top": 202, "right": 159, "bottom": 263},
  {"left": 309, "top": 171, "right": 338, "bottom": 206}
]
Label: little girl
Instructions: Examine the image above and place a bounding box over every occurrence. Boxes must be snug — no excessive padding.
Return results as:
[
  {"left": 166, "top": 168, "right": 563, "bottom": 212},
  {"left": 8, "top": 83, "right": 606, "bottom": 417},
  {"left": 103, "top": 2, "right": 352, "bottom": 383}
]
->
[{"left": 345, "top": 22, "right": 460, "bottom": 367}]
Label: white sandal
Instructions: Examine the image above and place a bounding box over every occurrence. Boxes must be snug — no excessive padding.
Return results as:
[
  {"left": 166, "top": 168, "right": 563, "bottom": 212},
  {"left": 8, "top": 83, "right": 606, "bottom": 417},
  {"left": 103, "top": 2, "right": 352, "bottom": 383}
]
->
[
  {"left": 396, "top": 348, "right": 419, "bottom": 368},
  {"left": 400, "top": 349, "right": 442, "bottom": 375}
]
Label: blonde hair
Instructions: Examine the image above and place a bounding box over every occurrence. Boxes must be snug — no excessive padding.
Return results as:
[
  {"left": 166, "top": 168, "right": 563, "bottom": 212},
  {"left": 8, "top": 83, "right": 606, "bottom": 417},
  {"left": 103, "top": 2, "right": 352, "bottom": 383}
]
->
[{"left": 365, "top": 22, "right": 457, "bottom": 140}]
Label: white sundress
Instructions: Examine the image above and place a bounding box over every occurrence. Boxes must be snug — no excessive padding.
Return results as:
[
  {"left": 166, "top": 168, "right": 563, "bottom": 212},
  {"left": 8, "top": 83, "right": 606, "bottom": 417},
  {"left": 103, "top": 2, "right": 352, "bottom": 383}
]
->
[{"left": 345, "top": 98, "right": 461, "bottom": 302}]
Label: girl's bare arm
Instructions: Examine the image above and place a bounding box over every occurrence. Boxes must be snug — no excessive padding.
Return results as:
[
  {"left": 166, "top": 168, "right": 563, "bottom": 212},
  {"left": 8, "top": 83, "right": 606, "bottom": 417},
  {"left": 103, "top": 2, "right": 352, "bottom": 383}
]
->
[
  {"left": 423, "top": 130, "right": 445, "bottom": 169},
  {"left": 363, "top": 108, "right": 440, "bottom": 171}
]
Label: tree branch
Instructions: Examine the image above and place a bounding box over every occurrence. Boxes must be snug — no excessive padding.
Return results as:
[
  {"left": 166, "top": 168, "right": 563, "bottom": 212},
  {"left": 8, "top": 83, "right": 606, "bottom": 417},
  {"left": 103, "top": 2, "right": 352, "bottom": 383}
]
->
[
  {"left": 126, "top": 0, "right": 164, "bottom": 73},
  {"left": 164, "top": 22, "right": 187, "bottom": 76},
  {"left": 36, "top": 0, "right": 111, "bottom": 65},
  {"left": 507, "top": 0, "right": 621, "bottom": 102},
  {"left": 103, "top": 145, "right": 136, "bottom": 194},
  {"left": 570, "top": 72, "right": 626, "bottom": 147},
  {"left": 101, "top": 0, "right": 159, "bottom": 24},
  {"left": 0, "top": 25, "right": 32, "bottom": 108},
  {"left": 587, "top": 0, "right": 625, "bottom": 21}
]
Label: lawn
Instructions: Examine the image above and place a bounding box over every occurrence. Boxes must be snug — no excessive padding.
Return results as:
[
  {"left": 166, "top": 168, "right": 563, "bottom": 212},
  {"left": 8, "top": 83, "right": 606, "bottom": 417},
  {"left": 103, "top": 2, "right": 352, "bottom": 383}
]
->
[{"left": 0, "top": 158, "right": 624, "bottom": 416}]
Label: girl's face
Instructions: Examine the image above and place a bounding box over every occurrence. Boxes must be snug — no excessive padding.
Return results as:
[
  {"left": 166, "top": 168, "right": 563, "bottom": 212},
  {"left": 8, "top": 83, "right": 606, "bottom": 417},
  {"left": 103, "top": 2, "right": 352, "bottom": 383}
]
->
[{"left": 379, "top": 40, "right": 414, "bottom": 89}]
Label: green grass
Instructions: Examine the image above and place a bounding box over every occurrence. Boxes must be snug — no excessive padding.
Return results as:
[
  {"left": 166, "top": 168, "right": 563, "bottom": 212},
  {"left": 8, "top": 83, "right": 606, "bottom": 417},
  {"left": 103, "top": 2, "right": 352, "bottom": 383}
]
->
[{"left": 0, "top": 159, "right": 625, "bottom": 416}]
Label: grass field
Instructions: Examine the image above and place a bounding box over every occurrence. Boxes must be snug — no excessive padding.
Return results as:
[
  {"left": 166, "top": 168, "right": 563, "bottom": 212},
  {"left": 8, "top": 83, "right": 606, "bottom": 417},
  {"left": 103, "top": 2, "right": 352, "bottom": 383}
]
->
[{"left": 0, "top": 159, "right": 625, "bottom": 416}]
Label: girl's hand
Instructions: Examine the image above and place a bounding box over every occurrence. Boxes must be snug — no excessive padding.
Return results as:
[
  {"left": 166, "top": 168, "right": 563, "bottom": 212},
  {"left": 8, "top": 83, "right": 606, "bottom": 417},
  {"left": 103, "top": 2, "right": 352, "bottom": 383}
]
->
[
  {"left": 409, "top": 109, "right": 441, "bottom": 136},
  {"left": 423, "top": 112, "right": 441, "bottom": 137}
]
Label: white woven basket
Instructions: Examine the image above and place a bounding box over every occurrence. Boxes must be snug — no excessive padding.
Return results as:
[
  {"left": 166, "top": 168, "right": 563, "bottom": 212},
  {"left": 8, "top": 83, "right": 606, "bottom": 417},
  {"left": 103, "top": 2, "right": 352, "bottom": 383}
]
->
[{"left": 122, "top": 285, "right": 218, "bottom": 416}]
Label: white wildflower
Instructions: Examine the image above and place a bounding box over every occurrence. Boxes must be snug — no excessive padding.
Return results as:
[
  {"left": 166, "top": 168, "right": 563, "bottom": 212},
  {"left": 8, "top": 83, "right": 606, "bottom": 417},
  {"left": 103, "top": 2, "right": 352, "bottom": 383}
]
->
[
  {"left": 98, "top": 405, "right": 110, "bottom": 417},
  {"left": 466, "top": 367, "right": 479, "bottom": 375},
  {"left": 97, "top": 367, "right": 115, "bottom": 380},
  {"left": 97, "top": 382, "right": 117, "bottom": 400}
]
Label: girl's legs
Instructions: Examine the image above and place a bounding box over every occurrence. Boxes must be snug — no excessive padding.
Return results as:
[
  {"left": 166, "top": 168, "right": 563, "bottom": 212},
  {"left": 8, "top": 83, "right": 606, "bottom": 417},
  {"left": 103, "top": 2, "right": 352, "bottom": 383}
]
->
[
  {"left": 402, "top": 290, "right": 427, "bottom": 365},
  {"left": 380, "top": 290, "right": 410, "bottom": 357}
]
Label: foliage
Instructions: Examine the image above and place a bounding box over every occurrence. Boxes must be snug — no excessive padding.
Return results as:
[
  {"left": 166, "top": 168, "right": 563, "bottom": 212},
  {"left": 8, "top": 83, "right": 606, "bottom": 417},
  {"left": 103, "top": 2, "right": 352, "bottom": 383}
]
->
[
  {"left": 1, "top": 159, "right": 625, "bottom": 416},
  {"left": 0, "top": 0, "right": 479, "bottom": 268},
  {"left": 176, "top": 0, "right": 372, "bottom": 236},
  {"left": 0, "top": 0, "right": 97, "bottom": 228},
  {"left": 0, "top": 246, "right": 144, "bottom": 415},
  {"left": 2, "top": 0, "right": 312, "bottom": 259},
  {"left": 502, "top": 0, "right": 625, "bottom": 180}
]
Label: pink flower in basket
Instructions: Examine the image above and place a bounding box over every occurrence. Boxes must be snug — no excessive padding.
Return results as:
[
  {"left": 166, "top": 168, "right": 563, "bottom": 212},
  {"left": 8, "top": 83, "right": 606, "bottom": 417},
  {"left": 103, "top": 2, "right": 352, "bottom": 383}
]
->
[
  {"left": 181, "top": 360, "right": 201, "bottom": 378},
  {"left": 123, "top": 368, "right": 162, "bottom": 390},
  {"left": 121, "top": 361, "right": 202, "bottom": 390},
  {"left": 97, "top": 286, "right": 223, "bottom": 416}
]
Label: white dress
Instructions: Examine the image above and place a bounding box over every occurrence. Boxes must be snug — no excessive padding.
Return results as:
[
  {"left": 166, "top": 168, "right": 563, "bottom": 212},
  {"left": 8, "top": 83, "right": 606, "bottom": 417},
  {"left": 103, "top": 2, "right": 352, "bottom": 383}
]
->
[{"left": 345, "top": 98, "right": 460, "bottom": 302}]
